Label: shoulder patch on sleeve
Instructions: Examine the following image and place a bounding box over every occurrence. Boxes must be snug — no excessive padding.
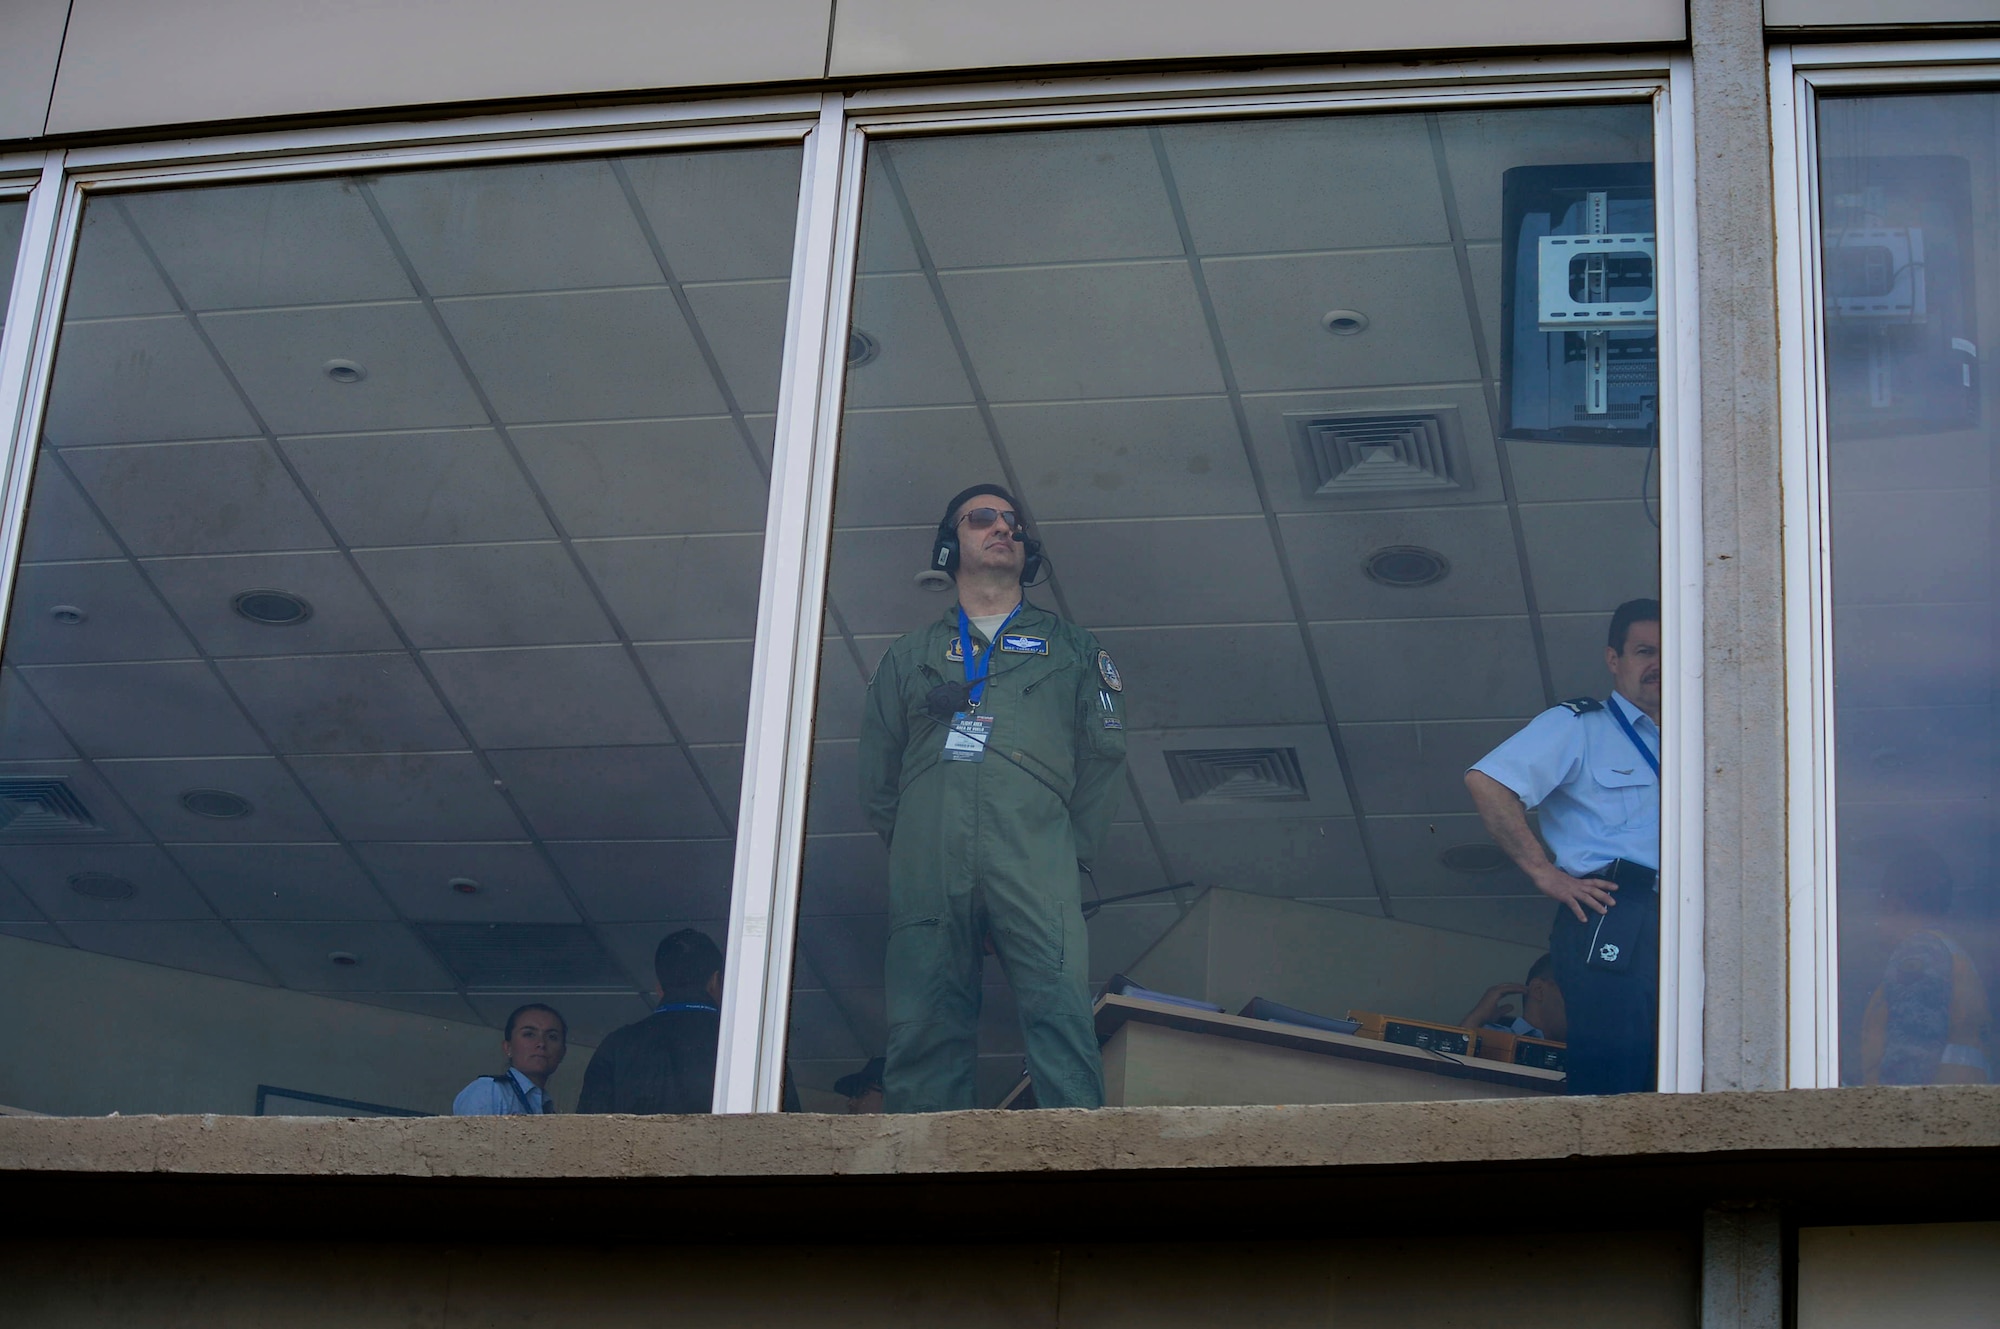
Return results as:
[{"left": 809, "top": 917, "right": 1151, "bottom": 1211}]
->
[
  {"left": 1096, "top": 649, "right": 1123, "bottom": 692},
  {"left": 1557, "top": 697, "right": 1603, "bottom": 715}
]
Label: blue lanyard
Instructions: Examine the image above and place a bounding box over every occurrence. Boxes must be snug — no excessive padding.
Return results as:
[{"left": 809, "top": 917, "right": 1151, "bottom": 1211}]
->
[
  {"left": 957, "top": 602, "right": 1022, "bottom": 708},
  {"left": 1606, "top": 694, "right": 1660, "bottom": 778},
  {"left": 655, "top": 1001, "right": 718, "bottom": 1014}
]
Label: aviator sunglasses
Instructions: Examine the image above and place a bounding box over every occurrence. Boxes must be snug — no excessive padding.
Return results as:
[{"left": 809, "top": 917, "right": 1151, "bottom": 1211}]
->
[{"left": 956, "top": 506, "right": 1022, "bottom": 533}]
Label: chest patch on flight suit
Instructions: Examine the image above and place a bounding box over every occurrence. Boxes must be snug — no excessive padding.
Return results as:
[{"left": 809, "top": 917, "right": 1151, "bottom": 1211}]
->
[
  {"left": 999, "top": 633, "right": 1048, "bottom": 654},
  {"left": 945, "top": 638, "right": 968, "bottom": 663},
  {"left": 1097, "top": 650, "right": 1123, "bottom": 692}
]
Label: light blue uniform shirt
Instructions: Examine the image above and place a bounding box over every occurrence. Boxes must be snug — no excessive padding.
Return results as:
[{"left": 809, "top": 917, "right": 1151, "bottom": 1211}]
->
[
  {"left": 1469, "top": 691, "right": 1660, "bottom": 876},
  {"left": 452, "top": 1065, "right": 554, "bottom": 1116}
]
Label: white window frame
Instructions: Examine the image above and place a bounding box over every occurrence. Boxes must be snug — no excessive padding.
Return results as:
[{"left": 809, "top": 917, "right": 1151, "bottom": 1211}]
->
[
  {"left": 721, "top": 55, "right": 1708, "bottom": 1111},
  {"left": 1772, "top": 39, "right": 2000, "bottom": 1089}
]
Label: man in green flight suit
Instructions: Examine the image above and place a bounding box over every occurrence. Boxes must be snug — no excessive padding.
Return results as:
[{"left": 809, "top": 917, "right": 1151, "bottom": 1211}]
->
[{"left": 859, "top": 484, "right": 1130, "bottom": 1112}]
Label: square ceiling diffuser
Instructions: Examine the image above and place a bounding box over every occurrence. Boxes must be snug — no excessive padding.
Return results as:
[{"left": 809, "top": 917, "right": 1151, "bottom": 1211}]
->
[
  {"left": 1287, "top": 406, "right": 1463, "bottom": 497},
  {"left": 1164, "top": 747, "right": 1310, "bottom": 804}
]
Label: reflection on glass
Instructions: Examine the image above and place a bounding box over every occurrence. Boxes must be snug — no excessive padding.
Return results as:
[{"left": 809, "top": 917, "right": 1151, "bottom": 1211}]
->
[
  {"left": 1819, "top": 94, "right": 1998, "bottom": 1086},
  {"left": 0, "top": 146, "right": 801, "bottom": 1116},
  {"left": 790, "top": 106, "right": 1662, "bottom": 1112},
  {"left": 0, "top": 196, "right": 26, "bottom": 336}
]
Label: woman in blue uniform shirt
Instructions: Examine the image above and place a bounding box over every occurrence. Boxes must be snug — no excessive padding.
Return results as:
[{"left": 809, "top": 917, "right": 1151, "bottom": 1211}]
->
[{"left": 452, "top": 1003, "right": 569, "bottom": 1115}]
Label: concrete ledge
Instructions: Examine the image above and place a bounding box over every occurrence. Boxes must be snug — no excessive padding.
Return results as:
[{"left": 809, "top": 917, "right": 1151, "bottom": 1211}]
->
[{"left": 1, "top": 1085, "right": 1993, "bottom": 1181}]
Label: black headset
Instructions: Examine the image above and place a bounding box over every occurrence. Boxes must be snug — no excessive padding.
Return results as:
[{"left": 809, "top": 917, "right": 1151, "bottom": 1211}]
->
[{"left": 929, "top": 483, "right": 1044, "bottom": 584}]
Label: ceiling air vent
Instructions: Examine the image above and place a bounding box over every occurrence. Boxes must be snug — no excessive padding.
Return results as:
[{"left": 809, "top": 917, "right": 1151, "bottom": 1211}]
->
[
  {"left": 1287, "top": 406, "right": 1463, "bottom": 497},
  {"left": 0, "top": 778, "right": 103, "bottom": 836},
  {"left": 1165, "top": 747, "right": 1309, "bottom": 804},
  {"left": 418, "top": 923, "right": 630, "bottom": 989}
]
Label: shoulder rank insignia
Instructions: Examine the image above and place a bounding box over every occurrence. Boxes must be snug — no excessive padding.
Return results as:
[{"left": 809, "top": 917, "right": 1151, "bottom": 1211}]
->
[
  {"left": 1097, "top": 649, "right": 1123, "bottom": 692},
  {"left": 1557, "top": 697, "right": 1603, "bottom": 716},
  {"left": 999, "top": 633, "right": 1048, "bottom": 655}
]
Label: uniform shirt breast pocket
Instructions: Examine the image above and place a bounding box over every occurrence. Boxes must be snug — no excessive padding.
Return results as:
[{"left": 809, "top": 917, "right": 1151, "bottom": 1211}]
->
[{"left": 1586, "top": 750, "right": 1654, "bottom": 829}]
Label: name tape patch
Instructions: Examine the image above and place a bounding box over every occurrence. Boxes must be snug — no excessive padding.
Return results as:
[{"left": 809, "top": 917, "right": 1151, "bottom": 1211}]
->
[{"left": 999, "top": 634, "right": 1048, "bottom": 655}]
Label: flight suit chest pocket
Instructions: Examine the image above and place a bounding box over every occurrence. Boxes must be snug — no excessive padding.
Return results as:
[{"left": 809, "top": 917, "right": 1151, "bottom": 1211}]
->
[{"left": 1587, "top": 747, "right": 1653, "bottom": 828}]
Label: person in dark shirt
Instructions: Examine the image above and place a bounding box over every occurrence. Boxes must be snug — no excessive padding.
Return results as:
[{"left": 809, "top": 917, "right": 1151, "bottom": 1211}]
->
[{"left": 577, "top": 929, "right": 723, "bottom": 1114}]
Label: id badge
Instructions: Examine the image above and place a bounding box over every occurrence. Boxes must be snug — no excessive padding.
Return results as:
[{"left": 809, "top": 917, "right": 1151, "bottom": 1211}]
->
[{"left": 942, "top": 712, "right": 993, "bottom": 762}]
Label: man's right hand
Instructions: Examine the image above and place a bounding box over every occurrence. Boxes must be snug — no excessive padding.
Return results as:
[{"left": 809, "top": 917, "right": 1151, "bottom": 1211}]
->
[{"left": 1531, "top": 864, "right": 1617, "bottom": 922}]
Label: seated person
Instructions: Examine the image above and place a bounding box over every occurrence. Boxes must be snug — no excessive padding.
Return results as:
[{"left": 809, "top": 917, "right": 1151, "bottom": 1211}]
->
[
  {"left": 452, "top": 1003, "right": 568, "bottom": 1115},
  {"left": 1460, "top": 955, "right": 1567, "bottom": 1043},
  {"left": 577, "top": 929, "right": 723, "bottom": 1114},
  {"left": 835, "top": 1057, "right": 886, "bottom": 1114},
  {"left": 1859, "top": 848, "right": 1991, "bottom": 1085}
]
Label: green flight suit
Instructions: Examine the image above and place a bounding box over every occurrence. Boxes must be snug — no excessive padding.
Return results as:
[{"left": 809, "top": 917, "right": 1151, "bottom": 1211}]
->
[{"left": 859, "top": 600, "right": 1129, "bottom": 1112}]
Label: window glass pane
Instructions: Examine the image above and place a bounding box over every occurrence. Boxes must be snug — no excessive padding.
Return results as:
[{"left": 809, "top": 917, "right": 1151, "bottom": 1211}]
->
[
  {"left": 0, "top": 195, "right": 26, "bottom": 329},
  {"left": 789, "top": 105, "right": 1662, "bottom": 1113},
  {"left": 0, "top": 145, "right": 801, "bottom": 1116},
  {"left": 1818, "top": 93, "right": 1999, "bottom": 1087}
]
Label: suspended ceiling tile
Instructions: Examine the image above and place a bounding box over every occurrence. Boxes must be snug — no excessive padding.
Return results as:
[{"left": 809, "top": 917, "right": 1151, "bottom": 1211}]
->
[
  {"left": 4, "top": 560, "right": 194, "bottom": 665},
  {"left": 1278, "top": 505, "right": 1528, "bottom": 621},
  {"left": 42, "top": 317, "right": 259, "bottom": 446},
  {"left": 572, "top": 533, "right": 765, "bottom": 641},
  {"left": 124, "top": 178, "right": 413, "bottom": 311},
  {"left": 798, "top": 910, "right": 888, "bottom": 989},
  {"left": 786, "top": 987, "right": 866, "bottom": 1062},
  {"left": 994, "top": 396, "right": 1260, "bottom": 520},
  {"left": 510, "top": 417, "right": 769, "bottom": 539},
  {"left": 887, "top": 129, "right": 1181, "bottom": 269},
  {"left": 0, "top": 921, "right": 64, "bottom": 943},
  {"left": 594, "top": 917, "right": 728, "bottom": 994},
  {"left": 60, "top": 920, "right": 272, "bottom": 985},
  {"left": 1, "top": 841, "right": 215, "bottom": 922},
  {"left": 1203, "top": 248, "right": 1480, "bottom": 393},
  {"left": 144, "top": 550, "right": 403, "bottom": 658},
  {"left": 202, "top": 301, "right": 487, "bottom": 435},
  {"left": 1468, "top": 242, "right": 1503, "bottom": 365},
  {"left": 1160, "top": 114, "right": 1450, "bottom": 255},
  {"left": 490, "top": 746, "right": 727, "bottom": 840},
  {"left": 356, "top": 841, "right": 578, "bottom": 924},
  {"left": 0, "top": 757, "right": 144, "bottom": 840},
  {"left": 282, "top": 429, "right": 555, "bottom": 548},
  {"left": 1541, "top": 611, "right": 1622, "bottom": 704},
  {"left": 61, "top": 206, "right": 179, "bottom": 321},
  {"left": 543, "top": 840, "right": 734, "bottom": 923},
  {"left": 830, "top": 407, "right": 999, "bottom": 529},
  {"left": 217, "top": 653, "right": 465, "bottom": 754},
  {"left": 1239, "top": 383, "right": 1504, "bottom": 515},
  {"left": 1308, "top": 617, "right": 1544, "bottom": 722},
  {"left": 1046, "top": 515, "right": 1292, "bottom": 627},
  {"left": 805, "top": 739, "right": 871, "bottom": 836},
  {"left": 1337, "top": 719, "right": 1526, "bottom": 817},
  {"left": 1436, "top": 103, "right": 1656, "bottom": 244},
  {"left": 810, "top": 636, "right": 883, "bottom": 744},
  {"left": 1126, "top": 724, "right": 1354, "bottom": 823},
  {"left": 425, "top": 644, "right": 673, "bottom": 750},
  {"left": 1517, "top": 499, "right": 1660, "bottom": 615},
  {"left": 1830, "top": 486, "right": 1989, "bottom": 611},
  {"left": 1370, "top": 812, "right": 1538, "bottom": 898},
  {"left": 1090, "top": 624, "right": 1321, "bottom": 731},
  {"left": 1506, "top": 437, "right": 1656, "bottom": 504},
  {"left": 682, "top": 279, "right": 791, "bottom": 414},
  {"left": 61, "top": 438, "right": 332, "bottom": 557},
  {"left": 319, "top": 989, "right": 480, "bottom": 1024},
  {"left": 287, "top": 752, "right": 522, "bottom": 842},
  {"left": 353, "top": 542, "right": 616, "bottom": 649},
  {"left": 1155, "top": 817, "right": 1374, "bottom": 900},
  {"left": 634, "top": 640, "right": 754, "bottom": 746},
  {"left": 1387, "top": 895, "right": 1558, "bottom": 950},
  {"left": 20, "top": 660, "right": 268, "bottom": 758},
  {"left": 96, "top": 755, "right": 334, "bottom": 843},
  {"left": 367, "top": 158, "right": 659, "bottom": 298},
  {"left": 168, "top": 843, "right": 393, "bottom": 921},
  {"left": 856, "top": 180, "right": 922, "bottom": 276},
  {"left": 1086, "top": 902, "right": 1182, "bottom": 984},
  {"left": 0, "top": 670, "right": 78, "bottom": 761},
  {"left": 686, "top": 745, "right": 743, "bottom": 809},
  {"left": 0, "top": 201, "right": 18, "bottom": 275},
  {"left": 844, "top": 273, "right": 974, "bottom": 410},
  {"left": 621, "top": 145, "right": 803, "bottom": 284},
  {"left": 466, "top": 991, "right": 652, "bottom": 1050},
  {"left": 236, "top": 919, "right": 456, "bottom": 991},
  {"left": 943, "top": 261, "right": 1220, "bottom": 403},
  {"left": 18, "top": 455, "right": 122, "bottom": 562},
  {"left": 438, "top": 287, "right": 726, "bottom": 424},
  {"left": 799, "top": 833, "right": 889, "bottom": 918}
]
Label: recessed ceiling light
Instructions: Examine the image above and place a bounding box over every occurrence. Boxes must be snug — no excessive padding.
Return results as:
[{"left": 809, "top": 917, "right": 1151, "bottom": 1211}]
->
[
  {"left": 232, "top": 589, "right": 313, "bottom": 626},
  {"left": 328, "top": 950, "right": 359, "bottom": 966},
  {"left": 180, "top": 788, "right": 253, "bottom": 820},
  {"left": 847, "top": 328, "right": 881, "bottom": 367},
  {"left": 67, "top": 871, "right": 136, "bottom": 900},
  {"left": 1439, "top": 843, "right": 1510, "bottom": 874},
  {"left": 48, "top": 604, "right": 86, "bottom": 626},
  {"left": 1322, "top": 309, "right": 1370, "bottom": 336},
  {"left": 322, "top": 359, "right": 367, "bottom": 384},
  {"left": 449, "top": 876, "right": 480, "bottom": 895},
  {"left": 1364, "top": 545, "right": 1450, "bottom": 588},
  {"left": 913, "top": 569, "right": 953, "bottom": 592}
]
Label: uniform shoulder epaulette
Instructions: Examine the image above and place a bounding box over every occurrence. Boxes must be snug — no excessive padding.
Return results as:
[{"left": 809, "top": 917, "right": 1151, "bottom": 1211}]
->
[{"left": 1557, "top": 697, "right": 1603, "bottom": 715}]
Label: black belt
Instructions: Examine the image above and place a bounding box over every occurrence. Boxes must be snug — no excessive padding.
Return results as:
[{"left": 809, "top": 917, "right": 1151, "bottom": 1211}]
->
[{"left": 1588, "top": 859, "right": 1658, "bottom": 892}]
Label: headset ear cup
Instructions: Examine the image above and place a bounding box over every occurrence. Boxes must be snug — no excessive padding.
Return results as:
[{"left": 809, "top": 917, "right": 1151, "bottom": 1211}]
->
[
  {"left": 1019, "top": 537, "right": 1044, "bottom": 584},
  {"left": 931, "top": 526, "right": 960, "bottom": 577}
]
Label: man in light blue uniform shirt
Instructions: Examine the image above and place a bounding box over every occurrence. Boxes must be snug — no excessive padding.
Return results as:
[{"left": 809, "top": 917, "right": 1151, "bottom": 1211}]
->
[
  {"left": 452, "top": 1003, "right": 568, "bottom": 1115},
  {"left": 1465, "top": 598, "right": 1661, "bottom": 1095}
]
